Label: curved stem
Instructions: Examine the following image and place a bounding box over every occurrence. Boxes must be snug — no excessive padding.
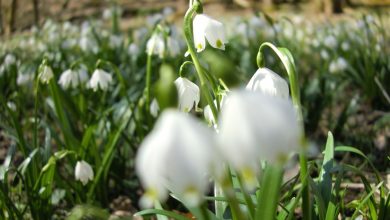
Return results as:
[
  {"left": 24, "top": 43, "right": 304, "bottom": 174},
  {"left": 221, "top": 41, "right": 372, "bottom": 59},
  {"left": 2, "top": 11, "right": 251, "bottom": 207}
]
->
[
  {"left": 257, "top": 42, "right": 311, "bottom": 220},
  {"left": 183, "top": 1, "right": 218, "bottom": 121}
]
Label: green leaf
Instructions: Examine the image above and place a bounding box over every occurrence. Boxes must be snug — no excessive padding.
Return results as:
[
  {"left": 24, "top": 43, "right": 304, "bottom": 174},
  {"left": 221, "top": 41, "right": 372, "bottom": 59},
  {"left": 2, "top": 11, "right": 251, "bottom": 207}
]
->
[
  {"left": 135, "top": 209, "right": 190, "bottom": 220},
  {"left": 319, "top": 131, "right": 334, "bottom": 209}
]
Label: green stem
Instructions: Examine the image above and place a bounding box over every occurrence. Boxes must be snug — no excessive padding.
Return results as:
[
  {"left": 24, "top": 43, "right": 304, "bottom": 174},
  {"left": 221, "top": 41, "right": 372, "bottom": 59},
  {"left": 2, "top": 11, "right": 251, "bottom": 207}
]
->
[
  {"left": 221, "top": 168, "right": 245, "bottom": 220},
  {"left": 145, "top": 53, "right": 153, "bottom": 113},
  {"left": 257, "top": 42, "right": 310, "bottom": 220},
  {"left": 237, "top": 175, "right": 255, "bottom": 219},
  {"left": 183, "top": 1, "right": 218, "bottom": 121},
  {"left": 255, "top": 164, "right": 283, "bottom": 219}
]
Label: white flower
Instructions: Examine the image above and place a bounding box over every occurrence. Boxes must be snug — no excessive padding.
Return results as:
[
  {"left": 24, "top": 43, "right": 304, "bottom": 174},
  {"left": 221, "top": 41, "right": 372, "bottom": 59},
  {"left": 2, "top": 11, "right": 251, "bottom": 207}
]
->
[
  {"left": 167, "top": 37, "right": 181, "bottom": 57},
  {"left": 341, "top": 42, "right": 350, "bottom": 51},
  {"left": 146, "top": 33, "right": 165, "bottom": 58},
  {"left": 136, "top": 110, "right": 217, "bottom": 207},
  {"left": 193, "top": 14, "right": 227, "bottom": 52},
  {"left": 174, "top": 77, "right": 200, "bottom": 112},
  {"left": 3, "top": 54, "right": 16, "bottom": 68},
  {"left": 39, "top": 66, "right": 54, "bottom": 84},
  {"left": 75, "top": 160, "right": 94, "bottom": 185},
  {"left": 204, "top": 95, "right": 228, "bottom": 126},
  {"left": 88, "top": 69, "right": 113, "bottom": 91},
  {"left": 218, "top": 90, "right": 302, "bottom": 189},
  {"left": 329, "top": 57, "right": 348, "bottom": 74},
  {"left": 128, "top": 43, "right": 140, "bottom": 56},
  {"left": 150, "top": 99, "right": 160, "bottom": 117},
  {"left": 58, "top": 67, "right": 89, "bottom": 89},
  {"left": 320, "top": 50, "right": 329, "bottom": 60},
  {"left": 109, "top": 35, "right": 123, "bottom": 48},
  {"left": 324, "top": 35, "right": 337, "bottom": 49},
  {"left": 17, "top": 72, "right": 34, "bottom": 86},
  {"left": 246, "top": 68, "right": 289, "bottom": 99}
]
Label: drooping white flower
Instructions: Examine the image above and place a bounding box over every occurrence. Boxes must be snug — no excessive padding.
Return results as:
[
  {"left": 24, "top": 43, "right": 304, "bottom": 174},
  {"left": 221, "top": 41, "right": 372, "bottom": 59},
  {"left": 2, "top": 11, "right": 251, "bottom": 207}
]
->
[
  {"left": 3, "top": 54, "right": 16, "bottom": 68},
  {"left": 58, "top": 67, "right": 89, "bottom": 89},
  {"left": 320, "top": 50, "right": 329, "bottom": 60},
  {"left": 150, "top": 99, "right": 160, "bottom": 117},
  {"left": 246, "top": 68, "right": 289, "bottom": 99},
  {"left": 38, "top": 66, "right": 54, "bottom": 84},
  {"left": 167, "top": 37, "right": 181, "bottom": 57},
  {"left": 204, "top": 94, "right": 228, "bottom": 126},
  {"left": 193, "top": 14, "right": 227, "bottom": 52},
  {"left": 324, "top": 35, "right": 337, "bottom": 49},
  {"left": 128, "top": 43, "right": 140, "bottom": 56},
  {"left": 329, "top": 57, "right": 348, "bottom": 74},
  {"left": 88, "top": 69, "right": 113, "bottom": 91},
  {"left": 341, "top": 42, "right": 350, "bottom": 51},
  {"left": 17, "top": 72, "right": 34, "bottom": 86},
  {"left": 218, "top": 90, "right": 302, "bottom": 189},
  {"left": 174, "top": 77, "right": 200, "bottom": 112},
  {"left": 75, "top": 160, "right": 94, "bottom": 185},
  {"left": 146, "top": 32, "right": 165, "bottom": 58},
  {"left": 136, "top": 110, "right": 217, "bottom": 207}
]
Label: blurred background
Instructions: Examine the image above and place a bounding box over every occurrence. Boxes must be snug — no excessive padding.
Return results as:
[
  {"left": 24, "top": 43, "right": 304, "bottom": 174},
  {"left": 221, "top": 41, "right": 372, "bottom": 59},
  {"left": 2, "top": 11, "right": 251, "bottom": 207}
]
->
[{"left": 0, "top": 0, "right": 390, "bottom": 34}]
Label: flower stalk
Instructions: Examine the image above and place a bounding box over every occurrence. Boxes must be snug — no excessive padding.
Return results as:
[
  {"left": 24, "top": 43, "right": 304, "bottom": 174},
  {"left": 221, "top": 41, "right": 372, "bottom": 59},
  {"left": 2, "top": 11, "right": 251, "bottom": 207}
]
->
[{"left": 183, "top": 0, "right": 218, "bottom": 121}]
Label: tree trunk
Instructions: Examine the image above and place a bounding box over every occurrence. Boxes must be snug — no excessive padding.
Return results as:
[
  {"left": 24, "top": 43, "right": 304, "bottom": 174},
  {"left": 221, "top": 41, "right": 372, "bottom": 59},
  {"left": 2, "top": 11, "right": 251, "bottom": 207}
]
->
[
  {"left": 332, "top": 0, "right": 343, "bottom": 13},
  {"left": 0, "top": 0, "right": 3, "bottom": 35},
  {"left": 10, "top": 0, "right": 18, "bottom": 32},
  {"left": 324, "top": 0, "right": 343, "bottom": 14},
  {"left": 33, "top": 0, "right": 39, "bottom": 27}
]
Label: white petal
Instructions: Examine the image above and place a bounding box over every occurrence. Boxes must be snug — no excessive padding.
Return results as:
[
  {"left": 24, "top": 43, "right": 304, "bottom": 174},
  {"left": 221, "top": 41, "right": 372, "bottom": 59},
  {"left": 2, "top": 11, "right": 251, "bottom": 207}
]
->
[{"left": 193, "top": 15, "right": 207, "bottom": 52}]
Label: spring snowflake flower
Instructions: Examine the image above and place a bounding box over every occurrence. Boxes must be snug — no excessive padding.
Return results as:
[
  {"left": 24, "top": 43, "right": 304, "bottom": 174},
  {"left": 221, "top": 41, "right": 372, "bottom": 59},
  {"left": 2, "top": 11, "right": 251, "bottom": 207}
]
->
[
  {"left": 324, "top": 35, "right": 337, "bottom": 49},
  {"left": 75, "top": 160, "right": 94, "bottom": 185},
  {"left": 3, "top": 54, "right": 16, "bottom": 68},
  {"left": 88, "top": 69, "right": 113, "bottom": 91},
  {"left": 320, "top": 50, "right": 329, "bottom": 60},
  {"left": 38, "top": 65, "right": 54, "bottom": 84},
  {"left": 174, "top": 77, "right": 200, "bottom": 112},
  {"left": 329, "top": 57, "right": 348, "bottom": 73},
  {"left": 128, "top": 43, "right": 140, "bottom": 56},
  {"left": 341, "top": 42, "right": 350, "bottom": 51},
  {"left": 218, "top": 90, "right": 302, "bottom": 190},
  {"left": 58, "top": 68, "right": 88, "bottom": 89},
  {"left": 136, "top": 110, "right": 217, "bottom": 208},
  {"left": 204, "top": 94, "right": 228, "bottom": 126},
  {"left": 146, "top": 32, "right": 165, "bottom": 58},
  {"left": 150, "top": 98, "right": 160, "bottom": 117},
  {"left": 193, "top": 14, "right": 227, "bottom": 52},
  {"left": 246, "top": 67, "right": 289, "bottom": 99}
]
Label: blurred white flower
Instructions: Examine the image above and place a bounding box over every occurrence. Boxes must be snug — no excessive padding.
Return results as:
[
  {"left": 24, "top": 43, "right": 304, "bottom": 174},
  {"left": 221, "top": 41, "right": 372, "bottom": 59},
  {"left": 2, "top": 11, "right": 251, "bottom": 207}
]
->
[
  {"left": 324, "top": 35, "right": 337, "bottom": 49},
  {"left": 102, "top": 8, "right": 112, "bottom": 20},
  {"left": 79, "top": 35, "right": 99, "bottom": 54},
  {"left": 320, "top": 50, "right": 329, "bottom": 60},
  {"left": 193, "top": 14, "right": 227, "bottom": 52},
  {"left": 174, "top": 77, "right": 200, "bottom": 112},
  {"left": 17, "top": 72, "right": 34, "bottom": 86},
  {"left": 146, "top": 13, "right": 163, "bottom": 27},
  {"left": 39, "top": 66, "right": 54, "bottom": 84},
  {"left": 150, "top": 98, "right": 160, "bottom": 117},
  {"left": 246, "top": 68, "right": 289, "bottom": 99},
  {"left": 109, "top": 35, "right": 123, "bottom": 48},
  {"left": 75, "top": 160, "right": 94, "bottom": 185},
  {"left": 167, "top": 37, "right": 181, "bottom": 57},
  {"left": 88, "top": 69, "right": 112, "bottom": 91},
  {"left": 204, "top": 94, "right": 228, "bottom": 127},
  {"left": 146, "top": 32, "right": 165, "bottom": 58},
  {"left": 128, "top": 43, "right": 140, "bottom": 56},
  {"left": 341, "top": 42, "right": 350, "bottom": 51},
  {"left": 136, "top": 110, "right": 217, "bottom": 207},
  {"left": 3, "top": 54, "right": 16, "bottom": 68},
  {"left": 329, "top": 57, "right": 348, "bottom": 73},
  {"left": 58, "top": 67, "right": 89, "bottom": 89},
  {"left": 218, "top": 90, "right": 301, "bottom": 189}
]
